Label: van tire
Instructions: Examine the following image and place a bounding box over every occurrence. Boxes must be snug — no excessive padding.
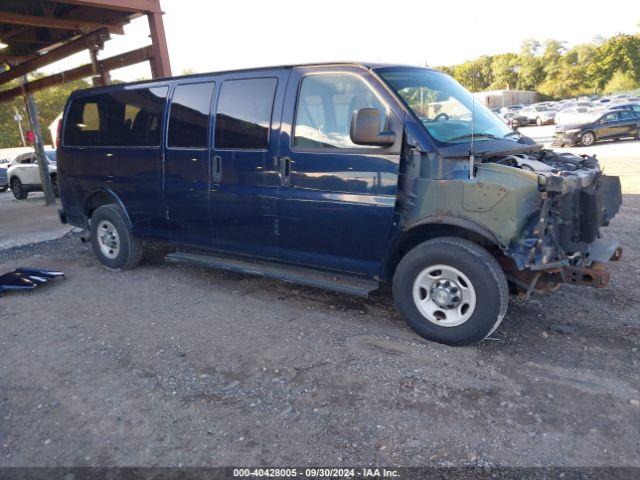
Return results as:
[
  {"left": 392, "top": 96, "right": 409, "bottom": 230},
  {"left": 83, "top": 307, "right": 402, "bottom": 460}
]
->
[
  {"left": 392, "top": 237, "right": 508, "bottom": 346},
  {"left": 0, "top": 185, "right": 8, "bottom": 193},
  {"left": 90, "top": 204, "right": 143, "bottom": 270}
]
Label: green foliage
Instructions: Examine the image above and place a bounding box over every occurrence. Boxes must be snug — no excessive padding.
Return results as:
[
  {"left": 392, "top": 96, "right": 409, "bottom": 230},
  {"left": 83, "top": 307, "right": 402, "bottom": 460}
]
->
[
  {"left": 604, "top": 70, "right": 639, "bottom": 93},
  {"left": 489, "top": 53, "right": 520, "bottom": 90},
  {"left": 588, "top": 34, "right": 640, "bottom": 91},
  {"left": 446, "top": 56, "right": 494, "bottom": 91},
  {"left": 0, "top": 77, "right": 91, "bottom": 148},
  {"left": 442, "top": 31, "right": 640, "bottom": 99}
]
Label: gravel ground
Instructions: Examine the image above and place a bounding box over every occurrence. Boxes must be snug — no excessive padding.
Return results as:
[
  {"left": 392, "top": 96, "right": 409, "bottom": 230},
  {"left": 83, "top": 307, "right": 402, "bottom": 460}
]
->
[
  {"left": 0, "top": 130, "right": 639, "bottom": 468},
  {"left": 0, "top": 195, "right": 638, "bottom": 468}
]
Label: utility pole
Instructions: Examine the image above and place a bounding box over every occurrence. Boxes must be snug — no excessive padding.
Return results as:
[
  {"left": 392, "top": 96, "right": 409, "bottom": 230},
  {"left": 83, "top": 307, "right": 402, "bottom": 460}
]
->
[
  {"left": 20, "top": 75, "right": 55, "bottom": 205},
  {"left": 13, "top": 107, "right": 26, "bottom": 147}
]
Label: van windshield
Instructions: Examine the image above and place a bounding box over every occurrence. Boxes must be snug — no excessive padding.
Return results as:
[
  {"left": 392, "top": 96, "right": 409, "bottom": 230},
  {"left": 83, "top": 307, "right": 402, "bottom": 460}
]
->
[{"left": 377, "top": 68, "right": 512, "bottom": 145}]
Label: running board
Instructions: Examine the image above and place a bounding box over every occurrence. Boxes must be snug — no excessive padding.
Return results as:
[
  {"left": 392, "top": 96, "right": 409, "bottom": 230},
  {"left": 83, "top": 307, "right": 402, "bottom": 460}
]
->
[{"left": 165, "top": 251, "right": 379, "bottom": 297}]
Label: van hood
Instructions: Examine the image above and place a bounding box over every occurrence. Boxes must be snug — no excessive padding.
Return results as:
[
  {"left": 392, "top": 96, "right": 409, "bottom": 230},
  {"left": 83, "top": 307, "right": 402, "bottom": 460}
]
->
[{"left": 437, "top": 136, "right": 542, "bottom": 159}]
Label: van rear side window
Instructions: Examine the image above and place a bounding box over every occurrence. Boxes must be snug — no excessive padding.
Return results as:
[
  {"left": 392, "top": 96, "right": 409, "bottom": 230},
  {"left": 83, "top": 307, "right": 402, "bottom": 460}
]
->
[
  {"left": 215, "top": 78, "right": 277, "bottom": 150},
  {"left": 64, "top": 86, "right": 168, "bottom": 147},
  {"left": 168, "top": 82, "right": 215, "bottom": 148}
]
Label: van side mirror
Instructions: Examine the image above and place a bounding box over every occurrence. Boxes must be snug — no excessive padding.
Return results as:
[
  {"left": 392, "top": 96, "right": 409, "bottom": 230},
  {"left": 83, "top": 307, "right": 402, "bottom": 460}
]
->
[{"left": 350, "top": 108, "right": 395, "bottom": 147}]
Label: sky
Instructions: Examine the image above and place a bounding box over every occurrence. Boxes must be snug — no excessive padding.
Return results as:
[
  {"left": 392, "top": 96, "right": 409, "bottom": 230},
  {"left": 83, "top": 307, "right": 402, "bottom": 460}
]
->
[{"left": 40, "top": 0, "right": 640, "bottom": 81}]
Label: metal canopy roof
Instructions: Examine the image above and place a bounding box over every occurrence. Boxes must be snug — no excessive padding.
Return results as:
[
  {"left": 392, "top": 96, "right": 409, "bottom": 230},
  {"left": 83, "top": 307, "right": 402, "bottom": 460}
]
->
[{"left": 0, "top": 0, "right": 171, "bottom": 101}]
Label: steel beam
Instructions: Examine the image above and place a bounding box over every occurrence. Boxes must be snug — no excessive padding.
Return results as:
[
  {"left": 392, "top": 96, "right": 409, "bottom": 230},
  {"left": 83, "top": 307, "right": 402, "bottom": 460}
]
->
[
  {"left": 0, "top": 28, "right": 111, "bottom": 86},
  {"left": 0, "top": 46, "right": 154, "bottom": 103},
  {"left": 21, "top": 76, "right": 56, "bottom": 205},
  {"left": 45, "top": 0, "right": 162, "bottom": 13}
]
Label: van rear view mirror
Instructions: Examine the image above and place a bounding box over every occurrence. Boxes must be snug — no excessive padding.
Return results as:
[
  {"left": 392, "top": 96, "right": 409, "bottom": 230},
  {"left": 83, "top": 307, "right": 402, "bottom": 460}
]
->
[{"left": 350, "top": 108, "right": 395, "bottom": 147}]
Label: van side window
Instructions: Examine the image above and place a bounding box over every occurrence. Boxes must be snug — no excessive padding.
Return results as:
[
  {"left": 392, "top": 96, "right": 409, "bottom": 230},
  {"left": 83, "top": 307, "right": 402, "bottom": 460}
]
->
[
  {"left": 168, "top": 82, "right": 215, "bottom": 148},
  {"left": 294, "top": 74, "right": 387, "bottom": 149},
  {"left": 215, "top": 78, "right": 277, "bottom": 149},
  {"left": 82, "top": 103, "right": 100, "bottom": 131},
  {"left": 64, "top": 87, "right": 168, "bottom": 147}
]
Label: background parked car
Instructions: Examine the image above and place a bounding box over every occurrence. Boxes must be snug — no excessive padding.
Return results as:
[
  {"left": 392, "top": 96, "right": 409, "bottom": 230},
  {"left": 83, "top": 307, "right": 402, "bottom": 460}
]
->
[
  {"left": 554, "top": 106, "right": 598, "bottom": 126},
  {"left": 6, "top": 149, "right": 58, "bottom": 200},
  {"left": 553, "top": 108, "right": 640, "bottom": 146},
  {"left": 0, "top": 159, "right": 8, "bottom": 192},
  {"left": 608, "top": 102, "right": 640, "bottom": 114},
  {"left": 499, "top": 104, "right": 523, "bottom": 115},
  {"left": 501, "top": 111, "right": 528, "bottom": 127},
  {"left": 0, "top": 147, "right": 34, "bottom": 194},
  {"left": 520, "top": 104, "right": 556, "bottom": 125}
]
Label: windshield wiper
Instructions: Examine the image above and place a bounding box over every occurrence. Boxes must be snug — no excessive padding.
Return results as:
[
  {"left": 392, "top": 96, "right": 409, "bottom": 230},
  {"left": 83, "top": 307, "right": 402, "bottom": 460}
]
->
[
  {"left": 503, "top": 131, "right": 521, "bottom": 138},
  {"left": 447, "top": 133, "right": 497, "bottom": 142}
]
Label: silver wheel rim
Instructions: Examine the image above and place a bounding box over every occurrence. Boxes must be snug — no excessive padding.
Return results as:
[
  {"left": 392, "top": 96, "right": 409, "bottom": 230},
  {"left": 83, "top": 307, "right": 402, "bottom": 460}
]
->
[
  {"left": 583, "top": 133, "right": 594, "bottom": 145},
  {"left": 97, "top": 220, "right": 120, "bottom": 259},
  {"left": 412, "top": 264, "right": 477, "bottom": 327}
]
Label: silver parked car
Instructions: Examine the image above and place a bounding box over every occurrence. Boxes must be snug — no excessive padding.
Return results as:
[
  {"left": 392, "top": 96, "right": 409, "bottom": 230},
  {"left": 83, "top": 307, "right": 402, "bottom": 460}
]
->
[{"left": 520, "top": 104, "right": 556, "bottom": 126}]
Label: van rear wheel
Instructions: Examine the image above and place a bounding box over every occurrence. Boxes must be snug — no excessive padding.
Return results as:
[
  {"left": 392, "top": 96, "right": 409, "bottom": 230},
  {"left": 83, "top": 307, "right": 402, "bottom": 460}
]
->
[
  {"left": 392, "top": 237, "right": 509, "bottom": 346},
  {"left": 90, "top": 204, "right": 143, "bottom": 270}
]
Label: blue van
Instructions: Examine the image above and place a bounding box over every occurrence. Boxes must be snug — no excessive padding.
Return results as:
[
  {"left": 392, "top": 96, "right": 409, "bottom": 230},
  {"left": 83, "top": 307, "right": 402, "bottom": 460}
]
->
[{"left": 57, "top": 63, "right": 622, "bottom": 346}]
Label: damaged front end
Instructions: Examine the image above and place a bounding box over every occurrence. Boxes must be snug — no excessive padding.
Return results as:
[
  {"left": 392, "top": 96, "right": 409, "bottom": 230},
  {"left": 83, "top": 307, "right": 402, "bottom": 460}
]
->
[{"left": 486, "top": 150, "right": 622, "bottom": 297}]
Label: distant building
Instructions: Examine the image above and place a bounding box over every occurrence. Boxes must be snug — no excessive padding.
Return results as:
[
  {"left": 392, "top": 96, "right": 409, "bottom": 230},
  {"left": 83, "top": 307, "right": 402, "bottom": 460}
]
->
[{"left": 473, "top": 90, "right": 538, "bottom": 108}]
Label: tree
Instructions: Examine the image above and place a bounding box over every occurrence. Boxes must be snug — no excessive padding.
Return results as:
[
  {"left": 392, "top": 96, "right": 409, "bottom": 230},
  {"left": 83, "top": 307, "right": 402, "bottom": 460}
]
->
[
  {"left": 450, "top": 56, "right": 494, "bottom": 91},
  {"left": 0, "top": 76, "right": 91, "bottom": 148},
  {"left": 436, "top": 30, "right": 640, "bottom": 99},
  {"left": 588, "top": 34, "right": 640, "bottom": 91},
  {"left": 517, "top": 39, "right": 544, "bottom": 90},
  {"left": 490, "top": 53, "right": 519, "bottom": 90},
  {"left": 604, "top": 70, "right": 638, "bottom": 93}
]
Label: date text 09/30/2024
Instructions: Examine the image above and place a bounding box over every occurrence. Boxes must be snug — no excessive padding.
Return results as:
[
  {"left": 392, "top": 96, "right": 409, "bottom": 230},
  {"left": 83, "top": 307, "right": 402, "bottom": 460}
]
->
[{"left": 233, "top": 468, "right": 400, "bottom": 478}]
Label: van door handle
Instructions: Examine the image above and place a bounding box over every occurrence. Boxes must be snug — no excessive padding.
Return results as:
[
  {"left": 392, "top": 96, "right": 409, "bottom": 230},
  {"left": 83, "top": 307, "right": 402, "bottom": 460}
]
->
[
  {"left": 213, "top": 155, "right": 222, "bottom": 183},
  {"left": 278, "top": 156, "right": 292, "bottom": 187}
]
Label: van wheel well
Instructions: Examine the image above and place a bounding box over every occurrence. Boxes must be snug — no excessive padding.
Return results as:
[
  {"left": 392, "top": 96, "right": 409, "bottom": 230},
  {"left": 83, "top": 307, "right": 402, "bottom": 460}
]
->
[
  {"left": 384, "top": 224, "right": 500, "bottom": 280},
  {"left": 86, "top": 191, "right": 118, "bottom": 218}
]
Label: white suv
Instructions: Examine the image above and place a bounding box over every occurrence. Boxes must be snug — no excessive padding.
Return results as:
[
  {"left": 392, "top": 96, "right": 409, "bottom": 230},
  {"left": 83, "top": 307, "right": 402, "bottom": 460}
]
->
[{"left": 7, "top": 149, "right": 59, "bottom": 200}]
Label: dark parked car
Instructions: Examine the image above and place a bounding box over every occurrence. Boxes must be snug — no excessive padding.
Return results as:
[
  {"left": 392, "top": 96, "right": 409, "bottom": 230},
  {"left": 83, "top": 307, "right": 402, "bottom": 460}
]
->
[
  {"left": 501, "top": 111, "right": 528, "bottom": 128},
  {"left": 553, "top": 109, "right": 640, "bottom": 146},
  {"left": 57, "top": 63, "right": 622, "bottom": 346}
]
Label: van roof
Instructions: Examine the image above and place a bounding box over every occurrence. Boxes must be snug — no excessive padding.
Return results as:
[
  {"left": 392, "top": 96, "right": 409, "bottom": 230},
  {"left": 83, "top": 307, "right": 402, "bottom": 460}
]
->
[{"left": 68, "top": 62, "right": 430, "bottom": 96}]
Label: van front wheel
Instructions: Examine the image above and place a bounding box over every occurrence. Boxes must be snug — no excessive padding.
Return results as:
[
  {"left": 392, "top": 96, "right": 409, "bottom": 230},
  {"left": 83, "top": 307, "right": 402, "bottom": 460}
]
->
[
  {"left": 392, "top": 237, "right": 508, "bottom": 346},
  {"left": 90, "top": 204, "right": 143, "bottom": 270}
]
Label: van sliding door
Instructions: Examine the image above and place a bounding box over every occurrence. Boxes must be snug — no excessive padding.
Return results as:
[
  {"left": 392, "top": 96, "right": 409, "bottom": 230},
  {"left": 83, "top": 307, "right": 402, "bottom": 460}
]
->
[
  {"left": 164, "top": 80, "right": 216, "bottom": 246},
  {"left": 208, "top": 72, "right": 289, "bottom": 258}
]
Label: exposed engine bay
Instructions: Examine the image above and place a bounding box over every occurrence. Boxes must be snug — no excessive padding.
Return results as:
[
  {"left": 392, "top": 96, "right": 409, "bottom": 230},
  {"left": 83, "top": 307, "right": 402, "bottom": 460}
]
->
[
  {"left": 484, "top": 150, "right": 623, "bottom": 296},
  {"left": 486, "top": 149, "right": 600, "bottom": 184}
]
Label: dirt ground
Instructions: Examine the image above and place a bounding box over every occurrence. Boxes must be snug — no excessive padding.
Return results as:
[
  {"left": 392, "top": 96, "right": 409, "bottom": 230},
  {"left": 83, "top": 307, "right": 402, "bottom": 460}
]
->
[{"left": 0, "top": 130, "right": 638, "bottom": 468}]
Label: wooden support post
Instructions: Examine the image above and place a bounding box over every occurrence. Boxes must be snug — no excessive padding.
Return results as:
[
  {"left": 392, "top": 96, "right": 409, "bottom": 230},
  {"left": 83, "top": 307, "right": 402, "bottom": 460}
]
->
[
  {"left": 147, "top": 11, "right": 171, "bottom": 78},
  {"left": 21, "top": 76, "right": 55, "bottom": 206},
  {"left": 90, "top": 46, "right": 110, "bottom": 86}
]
